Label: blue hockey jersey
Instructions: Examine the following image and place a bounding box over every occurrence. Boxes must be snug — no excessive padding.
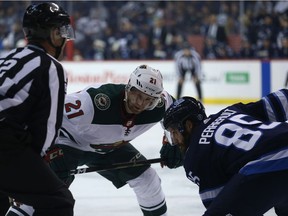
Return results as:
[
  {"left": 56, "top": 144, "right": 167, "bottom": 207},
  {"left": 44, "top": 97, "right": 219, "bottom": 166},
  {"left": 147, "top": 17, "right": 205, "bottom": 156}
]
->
[{"left": 184, "top": 89, "right": 288, "bottom": 207}]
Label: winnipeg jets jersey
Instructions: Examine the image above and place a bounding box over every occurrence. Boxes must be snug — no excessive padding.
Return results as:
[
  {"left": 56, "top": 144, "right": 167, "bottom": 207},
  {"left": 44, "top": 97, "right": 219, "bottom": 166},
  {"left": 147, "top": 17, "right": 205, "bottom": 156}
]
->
[
  {"left": 56, "top": 83, "right": 173, "bottom": 153},
  {"left": 184, "top": 89, "right": 288, "bottom": 207}
]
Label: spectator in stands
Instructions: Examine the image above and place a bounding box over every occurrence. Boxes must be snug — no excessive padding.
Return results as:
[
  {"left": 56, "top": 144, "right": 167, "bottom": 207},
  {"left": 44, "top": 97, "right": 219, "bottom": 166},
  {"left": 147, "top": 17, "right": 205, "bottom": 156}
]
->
[
  {"left": 147, "top": 17, "right": 169, "bottom": 59},
  {"left": 0, "top": 38, "right": 12, "bottom": 58},
  {"left": 153, "top": 40, "right": 167, "bottom": 59},
  {"left": 277, "top": 36, "right": 288, "bottom": 58},
  {"left": 256, "top": 14, "right": 278, "bottom": 49},
  {"left": 203, "top": 36, "right": 235, "bottom": 59},
  {"left": 92, "top": 39, "right": 106, "bottom": 60},
  {"left": 214, "top": 42, "right": 234, "bottom": 59},
  {"left": 227, "top": 2, "right": 241, "bottom": 34},
  {"left": 0, "top": 22, "right": 8, "bottom": 49},
  {"left": 241, "top": 9, "right": 258, "bottom": 46},
  {"left": 2, "top": 21, "right": 25, "bottom": 49},
  {"left": 238, "top": 39, "right": 256, "bottom": 58},
  {"left": 165, "top": 32, "right": 185, "bottom": 59},
  {"left": 274, "top": 1, "right": 288, "bottom": 15},
  {"left": 254, "top": 1, "right": 273, "bottom": 17},
  {"left": 203, "top": 37, "right": 218, "bottom": 59},
  {"left": 255, "top": 37, "right": 276, "bottom": 59},
  {"left": 74, "top": 6, "right": 107, "bottom": 59},
  {"left": 1, "top": 1, "right": 287, "bottom": 60},
  {"left": 276, "top": 13, "right": 288, "bottom": 50},
  {"left": 114, "top": 18, "right": 140, "bottom": 59},
  {"left": 204, "top": 14, "right": 228, "bottom": 45}
]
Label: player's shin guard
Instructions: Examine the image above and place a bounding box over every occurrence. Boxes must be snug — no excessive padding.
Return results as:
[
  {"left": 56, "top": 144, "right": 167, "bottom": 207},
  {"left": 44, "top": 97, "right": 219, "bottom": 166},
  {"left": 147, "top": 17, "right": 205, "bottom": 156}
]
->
[
  {"left": 5, "top": 204, "right": 34, "bottom": 216},
  {"left": 127, "top": 167, "right": 167, "bottom": 216}
]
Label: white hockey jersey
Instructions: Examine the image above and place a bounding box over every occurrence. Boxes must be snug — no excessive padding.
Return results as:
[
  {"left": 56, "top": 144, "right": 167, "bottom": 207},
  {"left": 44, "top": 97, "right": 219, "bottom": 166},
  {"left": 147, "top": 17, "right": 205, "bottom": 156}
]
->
[{"left": 56, "top": 83, "right": 174, "bottom": 153}]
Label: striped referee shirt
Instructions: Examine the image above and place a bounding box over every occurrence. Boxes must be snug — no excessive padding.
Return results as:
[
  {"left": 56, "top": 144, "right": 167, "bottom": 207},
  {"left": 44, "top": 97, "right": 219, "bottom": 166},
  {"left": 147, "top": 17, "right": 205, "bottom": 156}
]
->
[
  {"left": 174, "top": 48, "right": 202, "bottom": 78},
  {"left": 0, "top": 44, "right": 67, "bottom": 155}
]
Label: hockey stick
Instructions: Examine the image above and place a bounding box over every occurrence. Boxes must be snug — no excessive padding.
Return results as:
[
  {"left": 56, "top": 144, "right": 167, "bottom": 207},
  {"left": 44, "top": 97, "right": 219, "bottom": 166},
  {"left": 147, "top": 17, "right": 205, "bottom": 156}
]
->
[{"left": 70, "top": 158, "right": 163, "bottom": 175}]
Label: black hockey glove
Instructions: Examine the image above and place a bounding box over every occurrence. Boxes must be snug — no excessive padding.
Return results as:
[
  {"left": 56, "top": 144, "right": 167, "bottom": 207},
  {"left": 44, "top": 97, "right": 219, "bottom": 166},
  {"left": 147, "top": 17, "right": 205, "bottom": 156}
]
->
[
  {"left": 44, "top": 145, "right": 72, "bottom": 184},
  {"left": 160, "top": 137, "right": 183, "bottom": 169},
  {"left": 44, "top": 145, "right": 64, "bottom": 163}
]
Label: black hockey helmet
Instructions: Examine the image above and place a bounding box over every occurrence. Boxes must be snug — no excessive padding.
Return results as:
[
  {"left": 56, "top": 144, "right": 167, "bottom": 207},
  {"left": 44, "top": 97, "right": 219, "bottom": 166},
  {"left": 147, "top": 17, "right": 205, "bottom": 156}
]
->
[
  {"left": 23, "top": 2, "right": 75, "bottom": 40},
  {"left": 163, "top": 97, "right": 206, "bottom": 133}
]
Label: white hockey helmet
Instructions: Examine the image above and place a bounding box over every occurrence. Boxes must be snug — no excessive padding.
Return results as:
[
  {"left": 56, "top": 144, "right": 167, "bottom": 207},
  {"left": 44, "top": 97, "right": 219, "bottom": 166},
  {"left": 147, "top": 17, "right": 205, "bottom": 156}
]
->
[{"left": 126, "top": 65, "right": 164, "bottom": 109}]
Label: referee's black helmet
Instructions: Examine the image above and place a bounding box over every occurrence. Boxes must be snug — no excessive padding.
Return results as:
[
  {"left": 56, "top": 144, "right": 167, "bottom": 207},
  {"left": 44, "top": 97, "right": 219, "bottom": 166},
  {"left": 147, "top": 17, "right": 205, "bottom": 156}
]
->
[{"left": 23, "top": 2, "right": 75, "bottom": 40}]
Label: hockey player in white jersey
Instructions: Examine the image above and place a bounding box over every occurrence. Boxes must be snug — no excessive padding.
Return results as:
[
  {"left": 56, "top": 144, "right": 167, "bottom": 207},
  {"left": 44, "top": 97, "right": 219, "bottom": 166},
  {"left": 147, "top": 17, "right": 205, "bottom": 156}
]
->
[{"left": 8, "top": 65, "right": 174, "bottom": 215}]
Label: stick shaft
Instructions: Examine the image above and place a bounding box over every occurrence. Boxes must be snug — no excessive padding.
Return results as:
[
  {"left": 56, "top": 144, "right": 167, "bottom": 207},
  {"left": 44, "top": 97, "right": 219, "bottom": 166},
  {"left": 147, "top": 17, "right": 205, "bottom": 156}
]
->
[{"left": 70, "top": 158, "right": 162, "bottom": 175}]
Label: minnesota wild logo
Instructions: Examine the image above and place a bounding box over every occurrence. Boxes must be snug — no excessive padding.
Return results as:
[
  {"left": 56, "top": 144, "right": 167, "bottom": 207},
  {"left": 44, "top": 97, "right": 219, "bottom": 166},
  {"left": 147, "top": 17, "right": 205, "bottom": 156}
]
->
[{"left": 94, "top": 93, "right": 111, "bottom": 110}]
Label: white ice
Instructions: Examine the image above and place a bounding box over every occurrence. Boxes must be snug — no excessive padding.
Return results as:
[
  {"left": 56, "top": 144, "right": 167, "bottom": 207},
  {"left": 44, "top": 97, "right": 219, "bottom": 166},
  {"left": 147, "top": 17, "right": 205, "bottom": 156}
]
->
[{"left": 70, "top": 105, "right": 276, "bottom": 216}]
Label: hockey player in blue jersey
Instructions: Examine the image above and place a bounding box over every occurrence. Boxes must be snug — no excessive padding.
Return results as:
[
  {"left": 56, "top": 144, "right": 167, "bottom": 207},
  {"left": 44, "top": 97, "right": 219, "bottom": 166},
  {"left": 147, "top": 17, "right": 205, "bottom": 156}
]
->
[{"left": 161, "top": 89, "right": 288, "bottom": 216}]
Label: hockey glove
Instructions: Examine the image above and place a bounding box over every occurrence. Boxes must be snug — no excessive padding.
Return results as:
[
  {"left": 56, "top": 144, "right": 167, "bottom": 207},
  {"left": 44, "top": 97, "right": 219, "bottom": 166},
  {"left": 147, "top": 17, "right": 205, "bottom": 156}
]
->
[
  {"left": 43, "top": 145, "right": 64, "bottom": 162},
  {"left": 160, "top": 137, "right": 183, "bottom": 169},
  {"left": 44, "top": 145, "right": 72, "bottom": 183}
]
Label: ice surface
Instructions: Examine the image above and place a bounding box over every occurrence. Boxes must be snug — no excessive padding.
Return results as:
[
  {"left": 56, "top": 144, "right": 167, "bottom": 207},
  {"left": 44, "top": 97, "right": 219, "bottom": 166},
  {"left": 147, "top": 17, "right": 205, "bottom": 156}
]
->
[{"left": 70, "top": 105, "right": 276, "bottom": 216}]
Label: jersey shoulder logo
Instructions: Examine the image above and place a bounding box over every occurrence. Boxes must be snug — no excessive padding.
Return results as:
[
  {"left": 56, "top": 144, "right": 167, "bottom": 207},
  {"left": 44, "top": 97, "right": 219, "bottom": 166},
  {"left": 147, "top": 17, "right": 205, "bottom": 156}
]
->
[{"left": 94, "top": 93, "right": 111, "bottom": 110}]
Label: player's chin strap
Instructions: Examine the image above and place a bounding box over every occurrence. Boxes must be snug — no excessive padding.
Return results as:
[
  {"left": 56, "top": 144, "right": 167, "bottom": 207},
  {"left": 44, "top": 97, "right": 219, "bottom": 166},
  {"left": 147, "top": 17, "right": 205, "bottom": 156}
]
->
[{"left": 48, "top": 37, "right": 66, "bottom": 60}]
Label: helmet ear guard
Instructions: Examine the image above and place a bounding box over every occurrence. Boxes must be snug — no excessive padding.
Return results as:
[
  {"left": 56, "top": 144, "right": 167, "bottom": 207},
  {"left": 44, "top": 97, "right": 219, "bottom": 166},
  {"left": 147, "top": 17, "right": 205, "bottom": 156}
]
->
[
  {"left": 163, "top": 97, "right": 207, "bottom": 133},
  {"left": 126, "top": 65, "right": 164, "bottom": 110}
]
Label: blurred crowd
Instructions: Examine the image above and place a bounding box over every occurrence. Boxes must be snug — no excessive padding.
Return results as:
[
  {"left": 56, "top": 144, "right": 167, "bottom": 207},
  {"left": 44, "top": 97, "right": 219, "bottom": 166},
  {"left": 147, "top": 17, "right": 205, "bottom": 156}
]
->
[{"left": 1, "top": 1, "right": 288, "bottom": 60}]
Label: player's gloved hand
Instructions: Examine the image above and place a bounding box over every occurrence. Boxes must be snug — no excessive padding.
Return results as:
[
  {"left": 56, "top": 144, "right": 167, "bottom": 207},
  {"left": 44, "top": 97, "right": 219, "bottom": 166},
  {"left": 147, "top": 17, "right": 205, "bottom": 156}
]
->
[
  {"left": 43, "top": 145, "right": 64, "bottom": 163},
  {"left": 160, "top": 136, "right": 183, "bottom": 169},
  {"left": 43, "top": 145, "right": 72, "bottom": 183}
]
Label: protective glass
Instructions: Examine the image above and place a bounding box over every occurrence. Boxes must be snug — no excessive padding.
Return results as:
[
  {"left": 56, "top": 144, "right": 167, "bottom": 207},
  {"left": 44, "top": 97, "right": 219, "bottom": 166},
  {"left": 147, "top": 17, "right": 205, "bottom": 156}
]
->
[
  {"left": 59, "top": 25, "right": 75, "bottom": 40},
  {"left": 164, "top": 130, "right": 175, "bottom": 146}
]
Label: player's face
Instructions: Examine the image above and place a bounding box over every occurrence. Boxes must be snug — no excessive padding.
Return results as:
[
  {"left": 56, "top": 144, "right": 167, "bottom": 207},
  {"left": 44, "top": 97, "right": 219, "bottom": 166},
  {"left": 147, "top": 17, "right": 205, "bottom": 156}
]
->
[
  {"left": 125, "top": 88, "right": 158, "bottom": 114},
  {"left": 167, "top": 127, "right": 186, "bottom": 152}
]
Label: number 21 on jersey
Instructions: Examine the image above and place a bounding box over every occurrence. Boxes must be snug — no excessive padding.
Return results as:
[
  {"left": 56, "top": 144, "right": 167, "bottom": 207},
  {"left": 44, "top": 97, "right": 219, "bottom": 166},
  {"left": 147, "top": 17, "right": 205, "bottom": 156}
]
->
[{"left": 65, "top": 100, "right": 84, "bottom": 119}]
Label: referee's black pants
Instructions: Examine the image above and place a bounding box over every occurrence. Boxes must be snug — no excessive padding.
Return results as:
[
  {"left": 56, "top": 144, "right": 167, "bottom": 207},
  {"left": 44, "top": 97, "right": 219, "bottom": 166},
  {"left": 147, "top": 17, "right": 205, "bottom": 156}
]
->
[
  {"left": 0, "top": 194, "right": 10, "bottom": 215},
  {"left": 0, "top": 125, "right": 75, "bottom": 216}
]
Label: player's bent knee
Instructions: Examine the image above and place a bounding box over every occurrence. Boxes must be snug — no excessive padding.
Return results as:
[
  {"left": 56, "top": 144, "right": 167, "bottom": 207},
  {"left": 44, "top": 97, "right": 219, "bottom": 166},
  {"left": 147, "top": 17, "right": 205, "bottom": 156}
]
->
[{"left": 127, "top": 167, "right": 167, "bottom": 216}]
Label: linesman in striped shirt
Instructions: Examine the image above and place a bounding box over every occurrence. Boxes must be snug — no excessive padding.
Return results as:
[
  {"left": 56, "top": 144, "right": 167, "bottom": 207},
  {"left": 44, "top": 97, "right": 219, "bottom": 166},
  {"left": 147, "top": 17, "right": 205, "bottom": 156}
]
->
[
  {"left": 174, "top": 42, "right": 203, "bottom": 101},
  {"left": 0, "top": 2, "right": 75, "bottom": 216}
]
